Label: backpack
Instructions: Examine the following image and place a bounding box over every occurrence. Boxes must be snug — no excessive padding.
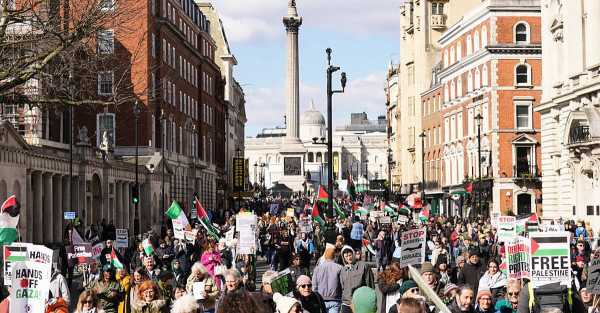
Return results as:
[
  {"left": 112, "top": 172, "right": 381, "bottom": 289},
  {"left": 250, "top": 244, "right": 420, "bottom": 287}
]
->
[{"left": 530, "top": 282, "right": 571, "bottom": 313}]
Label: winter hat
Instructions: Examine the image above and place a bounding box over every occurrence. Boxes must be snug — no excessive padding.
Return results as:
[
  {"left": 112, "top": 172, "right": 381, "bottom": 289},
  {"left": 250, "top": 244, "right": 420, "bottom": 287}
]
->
[
  {"left": 476, "top": 290, "right": 492, "bottom": 302},
  {"left": 296, "top": 275, "right": 311, "bottom": 287},
  {"left": 420, "top": 262, "right": 434, "bottom": 274},
  {"left": 351, "top": 287, "right": 377, "bottom": 313},
  {"left": 341, "top": 245, "right": 355, "bottom": 255},
  {"left": 468, "top": 247, "right": 481, "bottom": 257},
  {"left": 444, "top": 283, "right": 459, "bottom": 296},
  {"left": 273, "top": 292, "right": 300, "bottom": 313},
  {"left": 398, "top": 279, "right": 418, "bottom": 295},
  {"left": 576, "top": 255, "right": 585, "bottom": 262}
]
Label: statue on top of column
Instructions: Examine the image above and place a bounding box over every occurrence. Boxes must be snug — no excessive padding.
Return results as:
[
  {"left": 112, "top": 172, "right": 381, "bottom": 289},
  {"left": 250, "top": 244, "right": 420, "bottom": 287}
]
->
[{"left": 289, "top": 0, "right": 295, "bottom": 7}]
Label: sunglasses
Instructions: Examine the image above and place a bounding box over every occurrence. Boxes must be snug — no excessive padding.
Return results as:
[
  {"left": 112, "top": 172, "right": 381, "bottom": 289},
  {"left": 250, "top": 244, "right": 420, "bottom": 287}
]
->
[
  {"left": 408, "top": 288, "right": 419, "bottom": 293},
  {"left": 508, "top": 292, "right": 519, "bottom": 296},
  {"left": 82, "top": 300, "right": 93, "bottom": 305},
  {"left": 299, "top": 284, "right": 312, "bottom": 289}
]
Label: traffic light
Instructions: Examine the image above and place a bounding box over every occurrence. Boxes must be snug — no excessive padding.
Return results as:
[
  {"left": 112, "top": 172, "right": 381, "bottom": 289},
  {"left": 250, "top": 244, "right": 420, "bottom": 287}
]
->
[{"left": 132, "top": 184, "right": 139, "bottom": 204}]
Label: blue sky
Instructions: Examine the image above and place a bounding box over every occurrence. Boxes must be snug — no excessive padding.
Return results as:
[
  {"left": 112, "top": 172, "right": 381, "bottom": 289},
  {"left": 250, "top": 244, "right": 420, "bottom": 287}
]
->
[{"left": 210, "top": 0, "right": 403, "bottom": 136}]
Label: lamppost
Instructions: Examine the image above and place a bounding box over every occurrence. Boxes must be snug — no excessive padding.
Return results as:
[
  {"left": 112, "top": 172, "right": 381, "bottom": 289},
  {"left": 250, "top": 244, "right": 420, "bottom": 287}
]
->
[
  {"left": 419, "top": 132, "right": 426, "bottom": 199},
  {"left": 160, "top": 109, "right": 166, "bottom": 225},
  {"left": 364, "top": 159, "right": 369, "bottom": 191},
  {"left": 253, "top": 162, "right": 258, "bottom": 188},
  {"left": 259, "top": 163, "right": 266, "bottom": 189},
  {"left": 133, "top": 101, "right": 141, "bottom": 230},
  {"left": 475, "top": 113, "right": 483, "bottom": 217},
  {"left": 68, "top": 70, "right": 74, "bottom": 213},
  {"left": 387, "top": 148, "right": 393, "bottom": 191},
  {"left": 312, "top": 47, "right": 346, "bottom": 217}
]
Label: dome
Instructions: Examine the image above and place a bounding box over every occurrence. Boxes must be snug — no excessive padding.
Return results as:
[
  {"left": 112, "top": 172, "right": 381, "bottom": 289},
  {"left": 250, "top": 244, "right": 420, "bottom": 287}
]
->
[{"left": 301, "top": 101, "right": 325, "bottom": 125}]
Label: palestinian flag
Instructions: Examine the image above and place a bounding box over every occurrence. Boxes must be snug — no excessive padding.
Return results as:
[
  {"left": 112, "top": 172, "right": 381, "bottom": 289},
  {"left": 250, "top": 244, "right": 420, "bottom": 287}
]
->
[
  {"left": 0, "top": 195, "right": 20, "bottom": 245},
  {"left": 165, "top": 201, "right": 190, "bottom": 229},
  {"left": 419, "top": 207, "right": 429, "bottom": 222},
  {"left": 311, "top": 200, "right": 325, "bottom": 227},
  {"left": 193, "top": 197, "right": 220, "bottom": 240},
  {"left": 384, "top": 206, "right": 398, "bottom": 217},
  {"left": 110, "top": 248, "right": 124, "bottom": 269},
  {"left": 530, "top": 235, "right": 570, "bottom": 257},
  {"left": 4, "top": 244, "right": 27, "bottom": 262},
  {"left": 142, "top": 238, "right": 154, "bottom": 256},
  {"left": 516, "top": 213, "right": 539, "bottom": 234},
  {"left": 317, "top": 186, "right": 346, "bottom": 219}
]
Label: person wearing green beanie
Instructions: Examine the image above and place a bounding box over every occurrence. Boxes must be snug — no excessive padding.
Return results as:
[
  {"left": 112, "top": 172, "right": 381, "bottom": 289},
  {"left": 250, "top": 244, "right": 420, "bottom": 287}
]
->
[{"left": 351, "top": 287, "right": 377, "bottom": 313}]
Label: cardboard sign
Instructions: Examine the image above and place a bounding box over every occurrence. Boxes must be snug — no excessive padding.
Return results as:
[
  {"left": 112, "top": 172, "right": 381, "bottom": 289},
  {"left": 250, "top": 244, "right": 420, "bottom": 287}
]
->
[
  {"left": 497, "top": 216, "right": 516, "bottom": 243},
  {"left": 3, "top": 243, "right": 30, "bottom": 286},
  {"left": 67, "top": 244, "right": 93, "bottom": 267},
  {"left": 506, "top": 236, "right": 531, "bottom": 280},
  {"left": 184, "top": 229, "right": 198, "bottom": 244},
  {"left": 91, "top": 243, "right": 105, "bottom": 261},
  {"left": 270, "top": 269, "right": 292, "bottom": 295},
  {"left": 529, "top": 232, "right": 571, "bottom": 288},
  {"left": 115, "top": 229, "right": 128, "bottom": 248},
  {"left": 10, "top": 261, "right": 52, "bottom": 313},
  {"left": 380, "top": 216, "right": 392, "bottom": 224},
  {"left": 192, "top": 281, "right": 206, "bottom": 300},
  {"left": 587, "top": 254, "right": 600, "bottom": 294},
  {"left": 491, "top": 212, "right": 500, "bottom": 228},
  {"left": 400, "top": 228, "right": 426, "bottom": 268}
]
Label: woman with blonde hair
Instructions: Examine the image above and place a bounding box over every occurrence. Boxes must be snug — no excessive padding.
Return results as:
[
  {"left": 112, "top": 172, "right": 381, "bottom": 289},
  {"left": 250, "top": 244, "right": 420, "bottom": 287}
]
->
[
  {"left": 74, "top": 290, "right": 104, "bottom": 313},
  {"left": 131, "top": 280, "right": 167, "bottom": 313},
  {"left": 186, "top": 262, "right": 220, "bottom": 313}
]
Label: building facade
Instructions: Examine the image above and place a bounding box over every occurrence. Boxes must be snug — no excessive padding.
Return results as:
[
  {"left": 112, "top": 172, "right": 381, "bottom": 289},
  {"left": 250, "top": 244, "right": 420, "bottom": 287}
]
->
[
  {"left": 537, "top": 0, "right": 600, "bottom": 226},
  {"left": 433, "top": 0, "right": 542, "bottom": 216},
  {"left": 245, "top": 107, "right": 388, "bottom": 193},
  {"left": 395, "top": 0, "right": 482, "bottom": 195},
  {"left": 198, "top": 2, "right": 247, "bottom": 210},
  {"left": 385, "top": 62, "right": 400, "bottom": 190}
]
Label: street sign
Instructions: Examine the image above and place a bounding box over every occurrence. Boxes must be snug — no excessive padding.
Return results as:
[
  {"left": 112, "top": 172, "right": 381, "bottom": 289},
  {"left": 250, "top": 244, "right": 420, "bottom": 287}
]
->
[{"left": 64, "top": 211, "right": 76, "bottom": 220}]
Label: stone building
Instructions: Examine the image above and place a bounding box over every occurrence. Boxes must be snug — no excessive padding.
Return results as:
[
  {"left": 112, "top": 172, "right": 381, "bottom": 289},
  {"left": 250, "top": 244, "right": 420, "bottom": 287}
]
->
[
  {"left": 431, "top": 0, "right": 542, "bottom": 216},
  {"left": 394, "top": 0, "right": 482, "bottom": 196},
  {"left": 245, "top": 106, "right": 388, "bottom": 194},
  {"left": 537, "top": 0, "right": 600, "bottom": 226},
  {"left": 385, "top": 62, "right": 400, "bottom": 190}
]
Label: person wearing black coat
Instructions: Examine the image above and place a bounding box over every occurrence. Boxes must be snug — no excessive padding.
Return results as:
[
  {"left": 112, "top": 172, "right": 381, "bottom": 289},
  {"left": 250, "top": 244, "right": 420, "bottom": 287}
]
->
[{"left": 458, "top": 248, "right": 485, "bottom": 293}]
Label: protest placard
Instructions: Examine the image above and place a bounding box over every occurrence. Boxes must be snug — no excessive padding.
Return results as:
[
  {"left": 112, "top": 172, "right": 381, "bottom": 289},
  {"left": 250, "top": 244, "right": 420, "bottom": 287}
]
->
[
  {"left": 91, "top": 242, "right": 105, "bottom": 261},
  {"left": 380, "top": 216, "right": 392, "bottom": 224},
  {"left": 529, "top": 232, "right": 571, "bottom": 288},
  {"left": 497, "top": 216, "right": 516, "bottom": 243},
  {"left": 270, "top": 269, "right": 292, "bottom": 295},
  {"left": 298, "top": 217, "right": 313, "bottom": 234},
  {"left": 491, "top": 212, "right": 500, "bottom": 228},
  {"left": 172, "top": 217, "right": 187, "bottom": 240},
  {"left": 3, "top": 243, "right": 30, "bottom": 286},
  {"left": 184, "top": 229, "right": 198, "bottom": 244},
  {"left": 506, "top": 236, "right": 531, "bottom": 280},
  {"left": 115, "top": 229, "right": 129, "bottom": 248},
  {"left": 587, "top": 254, "right": 600, "bottom": 294},
  {"left": 10, "top": 261, "right": 52, "bottom": 313},
  {"left": 286, "top": 208, "right": 295, "bottom": 217},
  {"left": 192, "top": 282, "right": 206, "bottom": 300},
  {"left": 236, "top": 213, "right": 257, "bottom": 255},
  {"left": 400, "top": 228, "right": 426, "bottom": 268}
]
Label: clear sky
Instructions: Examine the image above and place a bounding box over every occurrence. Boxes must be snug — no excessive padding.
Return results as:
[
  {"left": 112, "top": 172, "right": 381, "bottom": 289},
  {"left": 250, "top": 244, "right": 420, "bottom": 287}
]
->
[{"left": 209, "top": 0, "right": 403, "bottom": 136}]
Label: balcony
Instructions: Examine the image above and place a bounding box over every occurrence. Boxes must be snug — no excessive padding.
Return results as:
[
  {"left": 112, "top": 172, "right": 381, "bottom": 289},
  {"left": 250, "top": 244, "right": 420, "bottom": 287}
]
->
[
  {"left": 569, "top": 125, "right": 591, "bottom": 144},
  {"left": 431, "top": 14, "right": 447, "bottom": 30},
  {"left": 513, "top": 164, "right": 541, "bottom": 184}
]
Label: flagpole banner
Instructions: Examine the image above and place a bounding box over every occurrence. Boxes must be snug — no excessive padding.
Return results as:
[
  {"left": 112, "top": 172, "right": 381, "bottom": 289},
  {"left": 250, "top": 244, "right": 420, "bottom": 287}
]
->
[
  {"left": 10, "top": 261, "right": 52, "bottom": 313},
  {"left": 3, "top": 243, "right": 31, "bottom": 286},
  {"left": 497, "top": 216, "right": 516, "bottom": 243},
  {"left": 587, "top": 254, "right": 600, "bottom": 294},
  {"left": 115, "top": 229, "right": 128, "bottom": 248},
  {"left": 529, "top": 232, "right": 571, "bottom": 288},
  {"left": 400, "top": 227, "right": 426, "bottom": 268},
  {"left": 506, "top": 236, "right": 531, "bottom": 280}
]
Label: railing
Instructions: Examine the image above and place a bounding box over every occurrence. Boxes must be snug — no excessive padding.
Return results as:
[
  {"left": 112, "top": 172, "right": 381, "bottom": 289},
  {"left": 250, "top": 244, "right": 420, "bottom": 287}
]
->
[
  {"left": 569, "top": 125, "right": 591, "bottom": 144},
  {"left": 431, "top": 14, "right": 447, "bottom": 29},
  {"left": 513, "top": 164, "right": 540, "bottom": 179}
]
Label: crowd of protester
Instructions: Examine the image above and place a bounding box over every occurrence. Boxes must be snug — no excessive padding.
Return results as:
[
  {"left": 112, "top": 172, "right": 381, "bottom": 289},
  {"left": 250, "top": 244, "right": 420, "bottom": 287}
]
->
[{"left": 12, "top": 194, "right": 599, "bottom": 313}]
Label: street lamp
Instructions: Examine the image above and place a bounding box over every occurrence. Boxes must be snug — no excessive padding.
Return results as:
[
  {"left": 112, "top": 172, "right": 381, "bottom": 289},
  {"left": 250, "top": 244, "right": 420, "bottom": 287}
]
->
[
  {"left": 419, "top": 132, "right": 426, "bottom": 198},
  {"left": 253, "top": 162, "right": 258, "bottom": 188},
  {"left": 133, "top": 101, "right": 141, "bottom": 226},
  {"left": 475, "top": 113, "right": 484, "bottom": 217},
  {"left": 387, "top": 148, "right": 393, "bottom": 191}
]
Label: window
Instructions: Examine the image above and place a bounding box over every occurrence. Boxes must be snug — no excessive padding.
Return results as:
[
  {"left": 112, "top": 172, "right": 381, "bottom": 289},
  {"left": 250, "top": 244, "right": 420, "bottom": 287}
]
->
[
  {"left": 432, "top": 2, "right": 443, "bottom": 15},
  {"left": 515, "top": 64, "right": 530, "bottom": 85},
  {"left": 482, "top": 65, "right": 489, "bottom": 87},
  {"left": 474, "top": 31, "right": 480, "bottom": 52},
  {"left": 481, "top": 26, "right": 488, "bottom": 47},
  {"left": 515, "top": 101, "right": 532, "bottom": 129},
  {"left": 467, "top": 71, "right": 473, "bottom": 92},
  {"left": 97, "top": 71, "right": 113, "bottom": 95},
  {"left": 443, "top": 50, "right": 449, "bottom": 67},
  {"left": 474, "top": 68, "right": 481, "bottom": 89},
  {"left": 515, "top": 146, "right": 533, "bottom": 177},
  {"left": 457, "top": 77, "right": 462, "bottom": 98},
  {"left": 457, "top": 42, "right": 462, "bottom": 61},
  {"left": 587, "top": 205, "right": 595, "bottom": 216},
  {"left": 151, "top": 33, "right": 156, "bottom": 58},
  {"left": 96, "top": 113, "right": 115, "bottom": 148},
  {"left": 515, "top": 22, "right": 529, "bottom": 44},
  {"left": 466, "top": 35, "right": 472, "bottom": 55},
  {"left": 450, "top": 46, "right": 455, "bottom": 64},
  {"left": 97, "top": 29, "right": 114, "bottom": 54},
  {"left": 162, "top": 39, "right": 167, "bottom": 62},
  {"left": 450, "top": 80, "right": 455, "bottom": 100}
]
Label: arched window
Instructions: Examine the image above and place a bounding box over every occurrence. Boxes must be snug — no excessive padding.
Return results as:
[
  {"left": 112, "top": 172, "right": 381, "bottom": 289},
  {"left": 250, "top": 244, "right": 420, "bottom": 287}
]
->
[
  {"left": 444, "top": 84, "right": 449, "bottom": 102},
  {"left": 481, "top": 26, "right": 488, "bottom": 47},
  {"left": 450, "top": 46, "right": 455, "bottom": 64},
  {"left": 515, "top": 22, "right": 529, "bottom": 44},
  {"left": 473, "top": 31, "right": 480, "bottom": 52},
  {"left": 316, "top": 152, "right": 322, "bottom": 163},
  {"left": 450, "top": 80, "right": 455, "bottom": 100},
  {"left": 474, "top": 68, "right": 481, "bottom": 89},
  {"left": 482, "top": 65, "right": 489, "bottom": 86},
  {"left": 457, "top": 76, "right": 463, "bottom": 98},
  {"left": 308, "top": 152, "right": 314, "bottom": 163},
  {"left": 515, "top": 64, "right": 531, "bottom": 85},
  {"left": 467, "top": 71, "right": 473, "bottom": 92},
  {"left": 466, "top": 34, "right": 472, "bottom": 55},
  {"left": 457, "top": 41, "right": 462, "bottom": 61}
]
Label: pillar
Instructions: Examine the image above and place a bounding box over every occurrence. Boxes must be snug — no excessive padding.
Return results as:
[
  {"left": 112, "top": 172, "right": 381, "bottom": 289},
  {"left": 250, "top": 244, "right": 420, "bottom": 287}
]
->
[
  {"left": 43, "top": 173, "right": 53, "bottom": 243},
  {"left": 123, "top": 183, "right": 130, "bottom": 230},
  {"left": 25, "top": 172, "right": 32, "bottom": 242},
  {"left": 116, "top": 181, "right": 122, "bottom": 228},
  {"left": 53, "top": 175, "right": 62, "bottom": 243},
  {"left": 33, "top": 172, "right": 43, "bottom": 243},
  {"left": 283, "top": 1, "right": 302, "bottom": 143}
]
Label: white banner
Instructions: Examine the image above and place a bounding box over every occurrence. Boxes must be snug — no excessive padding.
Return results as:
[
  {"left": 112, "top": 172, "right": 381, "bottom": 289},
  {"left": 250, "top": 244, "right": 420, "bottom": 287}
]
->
[
  {"left": 115, "top": 229, "right": 129, "bottom": 248},
  {"left": 497, "top": 216, "right": 516, "bottom": 243},
  {"left": 529, "top": 232, "right": 571, "bottom": 288},
  {"left": 172, "top": 218, "right": 187, "bottom": 240},
  {"left": 587, "top": 254, "right": 600, "bottom": 294},
  {"left": 236, "top": 213, "right": 257, "bottom": 255},
  {"left": 10, "top": 261, "right": 52, "bottom": 313},
  {"left": 400, "top": 228, "right": 426, "bottom": 268}
]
